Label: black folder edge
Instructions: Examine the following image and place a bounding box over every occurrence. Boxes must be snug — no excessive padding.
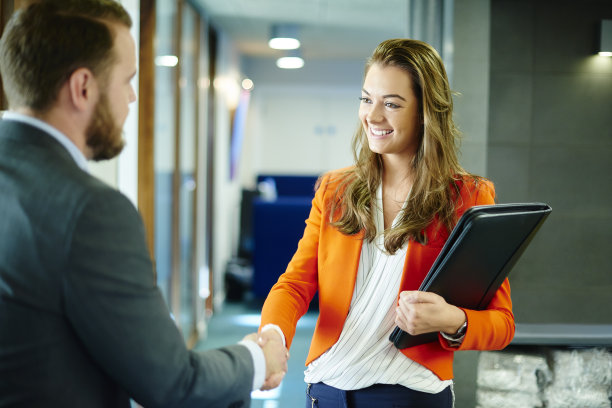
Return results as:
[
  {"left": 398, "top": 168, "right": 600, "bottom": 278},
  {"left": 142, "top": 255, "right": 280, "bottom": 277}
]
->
[{"left": 389, "top": 203, "right": 552, "bottom": 349}]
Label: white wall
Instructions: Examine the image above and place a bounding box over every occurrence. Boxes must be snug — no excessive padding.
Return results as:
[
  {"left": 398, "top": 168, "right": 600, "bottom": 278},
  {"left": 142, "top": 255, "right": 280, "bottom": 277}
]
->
[
  {"left": 239, "top": 57, "right": 366, "bottom": 188},
  {"left": 211, "top": 31, "right": 244, "bottom": 308},
  {"left": 244, "top": 85, "right": 358, "bottom": 180}
]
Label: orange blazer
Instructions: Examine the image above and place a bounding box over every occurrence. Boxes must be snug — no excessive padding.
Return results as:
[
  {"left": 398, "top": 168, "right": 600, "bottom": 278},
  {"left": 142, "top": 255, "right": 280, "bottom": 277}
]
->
[{"left": 260, "top": 170, "right": 515, "bottom": 381}]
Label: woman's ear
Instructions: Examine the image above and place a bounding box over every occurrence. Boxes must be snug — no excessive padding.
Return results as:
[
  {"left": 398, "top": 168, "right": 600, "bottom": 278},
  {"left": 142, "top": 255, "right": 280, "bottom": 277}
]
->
[{"left": 67, "top": 68, "right": 98, "bottom": 112}]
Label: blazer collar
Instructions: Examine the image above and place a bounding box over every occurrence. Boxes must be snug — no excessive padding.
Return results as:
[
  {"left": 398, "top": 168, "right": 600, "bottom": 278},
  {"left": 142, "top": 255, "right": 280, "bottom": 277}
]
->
[{"left": 2, "top": 112, "right": 88, "bottom": 172}]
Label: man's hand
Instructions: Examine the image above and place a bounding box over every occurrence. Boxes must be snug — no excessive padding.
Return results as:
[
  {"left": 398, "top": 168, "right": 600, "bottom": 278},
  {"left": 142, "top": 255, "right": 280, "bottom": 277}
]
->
[
  {"left": 242, "top": 333, "right": 258, "bottom": 343},
  {"left": 257, "top": 330, "right": 288, "bottom": 390},
  {"left": 395, "top": 291, "right": 466, "bottom": 336}
]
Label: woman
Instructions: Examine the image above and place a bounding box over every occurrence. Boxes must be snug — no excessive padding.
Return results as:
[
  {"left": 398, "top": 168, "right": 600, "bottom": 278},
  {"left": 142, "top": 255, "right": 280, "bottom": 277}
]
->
[{"left": 258, "top": 39, "right": 514, "bottom": 407}]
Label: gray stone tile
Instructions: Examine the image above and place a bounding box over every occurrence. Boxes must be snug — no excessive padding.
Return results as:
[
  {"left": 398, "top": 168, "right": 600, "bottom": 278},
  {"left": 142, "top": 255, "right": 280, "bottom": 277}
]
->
[
  {"left": 532, "top": 73, "right": 612, "bottom": 146},
  {"left": 510, "top": 212, "right": 612, "bottom": 324},
  {"left": 454, "top": 85, "right": 490, "bottom": 144},
  {"left": 454, "top": 0, "right": 490, "bottom": 66},
  {"left": 530, "top": 146, "right": 612, "bottom": 213},
  {"left": 459, "top": 141, "right": 488, "bottom": 176},
  {"left": 489, "top": 73, "right": 533, "bottom": 145},
  {"left": 533, "top": 1, "right": 612, "bottom": 73},
  {"left": 490, "top": 0, "right": 535, "bottom": 73},
  {"left": 487, "top": 145, "right": 531, "bottom": 202},
  {"left": 512, "top": 285, "right": 612, "bottom": 324}
]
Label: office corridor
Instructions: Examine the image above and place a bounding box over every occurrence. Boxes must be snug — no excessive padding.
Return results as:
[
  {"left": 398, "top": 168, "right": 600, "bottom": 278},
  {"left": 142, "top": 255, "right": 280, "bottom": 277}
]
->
[{"left": 195, "top": 301, "right": 317, "bottom": 407}]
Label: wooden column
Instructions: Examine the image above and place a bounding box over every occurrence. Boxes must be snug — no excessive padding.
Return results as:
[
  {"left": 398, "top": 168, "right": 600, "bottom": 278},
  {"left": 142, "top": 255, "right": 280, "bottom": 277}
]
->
[
  {"left": 137, "top": 0, "right": 156, "bottom": 264},
  {"left": 205, "top": 26, "right": 217, "bottom": 313},
  {"left": 187, "top": 14, "right": 201, "bottom": 349},
  {"left": 170, "top": 0, "right": 183, "bottom": 321}
]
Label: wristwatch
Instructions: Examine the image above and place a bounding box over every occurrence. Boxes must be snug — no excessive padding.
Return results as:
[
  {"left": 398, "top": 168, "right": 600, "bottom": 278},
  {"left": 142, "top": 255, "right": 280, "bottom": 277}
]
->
[{"left": 440, "top": 321, "right": 467, "bottom": 346}]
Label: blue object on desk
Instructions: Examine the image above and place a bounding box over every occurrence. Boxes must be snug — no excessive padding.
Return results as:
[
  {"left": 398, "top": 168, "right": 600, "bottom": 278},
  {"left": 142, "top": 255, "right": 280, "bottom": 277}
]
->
[{"left": 256, "top": 174, "right": 318, "bottom": 198}]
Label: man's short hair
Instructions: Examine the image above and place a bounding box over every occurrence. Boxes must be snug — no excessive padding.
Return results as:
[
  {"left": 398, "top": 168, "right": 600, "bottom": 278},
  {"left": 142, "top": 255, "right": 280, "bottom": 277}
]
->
[{"left": 0, "top": 0, "right": 132, "bottom": 112}]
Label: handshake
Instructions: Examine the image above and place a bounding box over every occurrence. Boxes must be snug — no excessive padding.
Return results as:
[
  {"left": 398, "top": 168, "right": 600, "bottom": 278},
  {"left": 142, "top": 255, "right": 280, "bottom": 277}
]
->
[{"left": 243, "top": 330, "right": 289, "bottom": 390}]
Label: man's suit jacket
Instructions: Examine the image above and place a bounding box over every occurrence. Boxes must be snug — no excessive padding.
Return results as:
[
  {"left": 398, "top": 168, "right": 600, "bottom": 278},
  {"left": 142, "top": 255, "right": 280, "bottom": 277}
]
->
[
  {"left": 0, "top": 120, "right": 252, "bottom": 408},
  {"left": 260, "top": 170, "right": 514, "bottom": 381}
]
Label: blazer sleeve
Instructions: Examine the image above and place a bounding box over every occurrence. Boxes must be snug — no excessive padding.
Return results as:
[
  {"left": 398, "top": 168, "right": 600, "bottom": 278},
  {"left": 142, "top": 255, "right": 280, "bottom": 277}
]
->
[
  {"left": 441, "top": 179, "right": 516, "bottom": 351},
  {"left": 259, "top": 174, "right": 329, "bottom": 348},
  {"left": 63, "top": 188, "right": 253, "bottom": 408}
]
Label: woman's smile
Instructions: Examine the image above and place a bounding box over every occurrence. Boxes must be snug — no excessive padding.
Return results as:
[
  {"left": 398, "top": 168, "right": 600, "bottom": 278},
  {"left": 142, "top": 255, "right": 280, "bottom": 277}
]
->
[{"left": 369, "top": 127, "right": 394, "bottom": 138}]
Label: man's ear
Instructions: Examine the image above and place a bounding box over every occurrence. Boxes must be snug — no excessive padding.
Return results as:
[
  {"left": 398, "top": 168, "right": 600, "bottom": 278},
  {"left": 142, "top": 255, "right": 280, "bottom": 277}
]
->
[{"left": 67, "top": 68, "right": 98, "bottom": 112}]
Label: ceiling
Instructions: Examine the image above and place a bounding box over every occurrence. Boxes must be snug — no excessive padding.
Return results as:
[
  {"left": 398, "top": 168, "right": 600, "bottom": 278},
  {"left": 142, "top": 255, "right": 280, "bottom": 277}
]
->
[{"left": 194, "top": 0, "right": 411, "bottom": 60}]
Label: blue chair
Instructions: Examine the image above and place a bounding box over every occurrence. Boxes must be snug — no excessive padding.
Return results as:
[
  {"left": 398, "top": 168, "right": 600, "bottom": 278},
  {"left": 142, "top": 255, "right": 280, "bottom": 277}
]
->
[{"left": 252, "top": 175, "right": 318, "bottom": 299}]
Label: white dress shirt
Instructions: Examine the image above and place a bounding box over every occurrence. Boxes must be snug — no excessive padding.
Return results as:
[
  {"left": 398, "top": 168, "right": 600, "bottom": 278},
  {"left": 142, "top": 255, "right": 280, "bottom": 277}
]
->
[{"left": 302, "top": 183, "right": 452, "bottom": 393}]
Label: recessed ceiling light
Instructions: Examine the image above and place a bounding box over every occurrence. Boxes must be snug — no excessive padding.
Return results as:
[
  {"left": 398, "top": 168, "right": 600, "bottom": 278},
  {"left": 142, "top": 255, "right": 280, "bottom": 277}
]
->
[{"left": 269, "top": 24, "right": 300, "bottom": 50}]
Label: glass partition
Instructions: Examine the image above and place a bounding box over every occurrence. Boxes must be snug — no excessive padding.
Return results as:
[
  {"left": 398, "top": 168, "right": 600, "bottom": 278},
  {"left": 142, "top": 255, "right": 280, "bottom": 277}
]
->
[
  {"left": 153, "top": 0, "right": 212, "bottom": 342},
  {"left": 153, "top": 0, "right": 177, "bottom": 308},
  {"left": 178, "top": 2, "right": 197, "bottom": 340}
]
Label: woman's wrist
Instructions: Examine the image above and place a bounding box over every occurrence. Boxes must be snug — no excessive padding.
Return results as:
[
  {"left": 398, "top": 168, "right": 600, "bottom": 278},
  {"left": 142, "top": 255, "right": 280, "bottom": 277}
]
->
[{"left": 442, "top": 307, "right": 467, "bottom": 335}]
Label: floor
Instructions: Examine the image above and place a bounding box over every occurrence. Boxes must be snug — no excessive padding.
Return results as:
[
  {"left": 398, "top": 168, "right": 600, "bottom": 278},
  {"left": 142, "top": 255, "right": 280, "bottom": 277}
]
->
[{"left": 194, "top": 300, "right": 317, "bottom": 408}]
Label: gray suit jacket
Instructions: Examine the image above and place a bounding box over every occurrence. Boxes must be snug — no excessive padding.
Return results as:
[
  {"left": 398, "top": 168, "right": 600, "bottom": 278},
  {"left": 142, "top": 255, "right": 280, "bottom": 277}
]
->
[{"left": 0, "top": 120, "right": 253, "bottom": 408}]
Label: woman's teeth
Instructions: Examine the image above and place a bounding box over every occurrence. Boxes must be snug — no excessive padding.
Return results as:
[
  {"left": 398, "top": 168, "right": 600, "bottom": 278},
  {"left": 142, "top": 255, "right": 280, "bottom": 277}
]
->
[{"left": 371, "top": 128, "right": 392, "bottom": 136}]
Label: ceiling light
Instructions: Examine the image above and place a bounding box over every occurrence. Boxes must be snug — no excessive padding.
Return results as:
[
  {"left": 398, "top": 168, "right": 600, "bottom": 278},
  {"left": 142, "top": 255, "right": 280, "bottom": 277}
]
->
[
  {"left": 268, "top": 24, "right": 300, "bottom": 50},
  {"left": 241, "top": 78, "right": 254, "bottom": 90},
  {"left": 599, "top": 20, "right": 612, "bottom": 57},
  {"left": 154, "top": 55, "right": 178, "bottom": 67},
  {"left": 276, "top": 50, "right": 304, "bottom": 69}
]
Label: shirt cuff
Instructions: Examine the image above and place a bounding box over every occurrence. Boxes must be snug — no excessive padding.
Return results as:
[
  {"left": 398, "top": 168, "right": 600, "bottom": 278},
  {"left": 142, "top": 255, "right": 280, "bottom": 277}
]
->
[
  {"left": 440, "top": 321, "right": 467, "bottom": 347},
  {"left": 238, "top": 340, "right": 265, "bottom": 390},
  {"left": 260, "top": 324, "right": 286, "bottom": 347}
]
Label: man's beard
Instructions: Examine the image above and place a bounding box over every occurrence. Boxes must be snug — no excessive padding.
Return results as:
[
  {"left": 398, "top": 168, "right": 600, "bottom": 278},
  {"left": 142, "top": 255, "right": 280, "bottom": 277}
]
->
[{"left": 85, "top": 92, "right": 125, "bottom": 161}]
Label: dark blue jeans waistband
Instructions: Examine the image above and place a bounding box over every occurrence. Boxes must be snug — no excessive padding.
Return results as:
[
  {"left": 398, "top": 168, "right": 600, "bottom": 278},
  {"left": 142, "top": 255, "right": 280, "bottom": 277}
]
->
[{"left": 305, "top": 382, "right": 453, "bottom": 408}]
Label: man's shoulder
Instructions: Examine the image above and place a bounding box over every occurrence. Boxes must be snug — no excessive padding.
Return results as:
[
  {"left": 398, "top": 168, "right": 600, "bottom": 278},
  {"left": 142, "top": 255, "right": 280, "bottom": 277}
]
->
[
  {"left": 1, "top": 119, "right": 81, "bottom": 176},
  {"left": 1, "top": 120, "right": 128, "bottom": 216}
]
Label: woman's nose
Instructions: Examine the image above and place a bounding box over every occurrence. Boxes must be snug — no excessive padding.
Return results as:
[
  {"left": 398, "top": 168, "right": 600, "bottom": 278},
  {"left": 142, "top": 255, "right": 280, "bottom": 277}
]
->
[{"left": 366, "top": 102, "right": 384, "bottom": 123}]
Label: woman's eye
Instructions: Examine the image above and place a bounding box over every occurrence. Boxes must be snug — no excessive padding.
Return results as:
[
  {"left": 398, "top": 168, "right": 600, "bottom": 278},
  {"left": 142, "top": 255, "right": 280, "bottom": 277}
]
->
[
  {"left": 385, "top": 102, "right": 400, "bottom": 109},
  {"left": 359, "top": 96, "right": 371, "bottom": 104}
]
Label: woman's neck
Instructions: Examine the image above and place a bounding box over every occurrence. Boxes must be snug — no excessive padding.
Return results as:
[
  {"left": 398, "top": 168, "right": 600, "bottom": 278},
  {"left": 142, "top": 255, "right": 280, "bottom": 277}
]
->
[
  {"left": 381, "top": 154, "right": 415, "bottom": 190},
  {"left": 381, "top": 157, "right": 415, "bottom": 230}
]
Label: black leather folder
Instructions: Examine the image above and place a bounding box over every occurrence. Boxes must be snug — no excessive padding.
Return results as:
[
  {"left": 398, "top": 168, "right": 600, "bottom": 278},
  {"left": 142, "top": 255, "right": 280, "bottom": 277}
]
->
[{"left": 389, "top": 203, "right": 552, "bottom": 349}]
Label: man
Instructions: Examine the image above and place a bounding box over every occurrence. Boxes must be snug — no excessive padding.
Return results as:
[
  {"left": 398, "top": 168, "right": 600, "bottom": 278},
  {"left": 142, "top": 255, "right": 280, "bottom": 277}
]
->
[{"left": 0, "top": 1, "right": 287, "bottom": 407}]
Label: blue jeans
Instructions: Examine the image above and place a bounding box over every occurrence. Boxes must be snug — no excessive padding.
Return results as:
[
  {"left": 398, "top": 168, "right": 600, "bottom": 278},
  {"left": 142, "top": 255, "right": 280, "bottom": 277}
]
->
[{"left": 305, "top": 382, "right": 453, "bottom": 408}]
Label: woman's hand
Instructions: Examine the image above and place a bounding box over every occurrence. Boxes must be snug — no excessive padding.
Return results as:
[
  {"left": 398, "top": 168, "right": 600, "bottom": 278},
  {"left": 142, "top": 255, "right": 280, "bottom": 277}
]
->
[
  {"left": 257, "top": 329, "right": 289, "bottom": 390},
  {"left": 395, "top": 291, "right": 466, "bottom": 336}
]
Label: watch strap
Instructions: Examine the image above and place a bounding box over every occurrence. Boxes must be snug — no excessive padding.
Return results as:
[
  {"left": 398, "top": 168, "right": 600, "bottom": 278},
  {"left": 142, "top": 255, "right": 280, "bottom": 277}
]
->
[{"left": 440, "top": 321, "right": 467, "bottom": 345}]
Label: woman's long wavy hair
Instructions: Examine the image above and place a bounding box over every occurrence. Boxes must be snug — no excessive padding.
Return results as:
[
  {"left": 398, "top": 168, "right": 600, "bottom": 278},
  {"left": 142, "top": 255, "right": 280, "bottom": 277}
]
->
[{"left": 327, "top": 39, "right": 479, "bottom": 253}]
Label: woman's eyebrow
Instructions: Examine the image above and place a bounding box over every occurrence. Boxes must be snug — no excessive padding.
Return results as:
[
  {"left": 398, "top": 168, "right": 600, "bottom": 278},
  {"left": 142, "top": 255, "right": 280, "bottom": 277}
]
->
[
  {"left": 361, "top": 89, "right": 406, "bottom": 101},
  {"left": 383, "top": 93, "right": 406, "bottom": 101}
]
